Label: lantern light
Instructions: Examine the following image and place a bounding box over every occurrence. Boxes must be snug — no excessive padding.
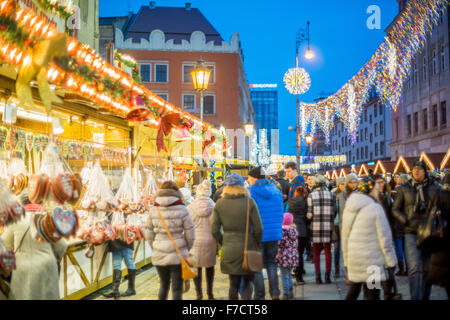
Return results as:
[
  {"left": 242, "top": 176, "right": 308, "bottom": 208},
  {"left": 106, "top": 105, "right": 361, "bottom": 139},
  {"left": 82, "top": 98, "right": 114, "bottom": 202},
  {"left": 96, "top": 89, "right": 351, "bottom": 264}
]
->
[
  {"left": 191, "top": 59, "right": 211, "bottom": 91},
  {"left": 305, "top": 133, "right": 313, "bottom": 145},
  {"left": 244, "top": 123, "right": 254, "bottom": 136}
]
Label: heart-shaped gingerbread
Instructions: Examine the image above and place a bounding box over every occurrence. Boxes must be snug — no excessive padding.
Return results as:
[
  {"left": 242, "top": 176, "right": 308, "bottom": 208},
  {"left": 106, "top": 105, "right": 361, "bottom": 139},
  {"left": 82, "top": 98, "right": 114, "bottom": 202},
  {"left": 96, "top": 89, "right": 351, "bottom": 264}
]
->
[{"left": 52, "top": 208, "right": 76, "bottom": 237}]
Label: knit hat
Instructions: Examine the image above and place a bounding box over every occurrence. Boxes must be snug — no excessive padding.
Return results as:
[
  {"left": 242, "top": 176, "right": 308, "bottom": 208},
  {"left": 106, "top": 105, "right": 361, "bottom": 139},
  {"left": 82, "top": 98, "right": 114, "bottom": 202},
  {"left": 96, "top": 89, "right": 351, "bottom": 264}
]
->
[
  {"left": 412, "top": 159, "right": 427, "bottom": 172},
  {"left": 248, "top": 166, "right": 266, "bottom": 180},
  {"left": 357, "top": 177, "right": 375, "bottom": 194},
  {"left": 283, "top": 212, "right": 294, "bottom": 226},
  {"left": 373, "top": 173, "right": 385, "bottom": 182},
  {"left": 224, "top": 173, "right": 245, "bottom": 187},
  {"left": 345, "top": 173, "right": 358, "bottom": 185},
  {"left": 336, "top": 177, "right": 345, "bottom": 186},
  {"left": 196, "top": 180, "right": 212, "bottom": 198}
]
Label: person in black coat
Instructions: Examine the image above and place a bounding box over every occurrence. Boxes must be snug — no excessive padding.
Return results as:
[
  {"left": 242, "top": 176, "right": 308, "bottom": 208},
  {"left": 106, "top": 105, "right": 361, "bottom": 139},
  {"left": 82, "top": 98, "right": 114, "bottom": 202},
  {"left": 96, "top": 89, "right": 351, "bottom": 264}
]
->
[
  {"left": 428, "top": 173, "right": 450, "bottom": 299},
  {"left": 392, "top": 159, "right": 441, "bottom": 300},
  {"left": 287, "top": 186, "right": 308, "bottom": 284},
  {"left": 276, "top": 170, "right": 291, "bottom": 209}
]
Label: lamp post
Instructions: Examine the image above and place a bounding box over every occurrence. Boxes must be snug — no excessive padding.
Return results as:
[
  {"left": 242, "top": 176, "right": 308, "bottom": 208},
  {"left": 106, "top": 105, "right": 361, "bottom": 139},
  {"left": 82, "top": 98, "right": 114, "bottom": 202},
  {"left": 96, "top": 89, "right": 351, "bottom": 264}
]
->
[
  {"left": 191, "top": 59, "right": 212, "bottom": 122},
  {"left": 191, "top": 59, "right": 211, "bottom": 179},
  {"left": 285, "top": 21, "right": 313, "bottom": 170}
]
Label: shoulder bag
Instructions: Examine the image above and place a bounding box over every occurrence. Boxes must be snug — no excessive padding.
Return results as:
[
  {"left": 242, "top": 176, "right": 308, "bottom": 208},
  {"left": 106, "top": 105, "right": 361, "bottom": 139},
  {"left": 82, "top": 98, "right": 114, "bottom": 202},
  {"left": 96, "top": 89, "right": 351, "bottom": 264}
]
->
[
  {"left": 242, "top": 198, "right": 263, "bottom": 272},
  {"left": 417, "top": 189, "right": 447, "bottom": 253},
  {"left": 156, "top": 207, "right": 197, "bottom": 280}
]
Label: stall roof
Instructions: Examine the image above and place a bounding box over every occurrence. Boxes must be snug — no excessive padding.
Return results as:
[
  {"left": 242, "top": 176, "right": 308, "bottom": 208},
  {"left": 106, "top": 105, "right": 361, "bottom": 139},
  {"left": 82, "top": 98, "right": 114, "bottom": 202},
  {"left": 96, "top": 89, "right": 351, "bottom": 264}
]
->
[
  {"left": 374, "top": 160, "right": 397, "bottom": 174},
  {"left": 419, "top": 152, "right": 446, "bottom": 171},
  {"left": 441, "top": 148, "right": 450, "bottom": 170}
]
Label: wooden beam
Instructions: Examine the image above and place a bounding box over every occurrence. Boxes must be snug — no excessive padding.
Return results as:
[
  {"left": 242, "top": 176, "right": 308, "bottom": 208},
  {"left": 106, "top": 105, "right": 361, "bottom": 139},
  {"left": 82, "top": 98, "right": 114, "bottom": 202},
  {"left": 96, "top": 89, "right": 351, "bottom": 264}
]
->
[{"left": 67, "top": 252, "right": 90, "bottom": 287}]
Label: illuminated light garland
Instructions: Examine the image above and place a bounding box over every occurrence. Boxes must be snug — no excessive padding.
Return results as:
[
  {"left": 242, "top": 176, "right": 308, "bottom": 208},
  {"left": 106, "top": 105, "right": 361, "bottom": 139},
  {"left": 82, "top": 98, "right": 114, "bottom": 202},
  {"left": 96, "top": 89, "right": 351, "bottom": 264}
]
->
[
  {"left": 0, "top": 0, "right": 216, "bottom": 134},
  {"left": 284, "top": 67, "right": 311, "bottom": 95},
  {"left": 296, "top": 0, "right": 448, "bottom": 142}
]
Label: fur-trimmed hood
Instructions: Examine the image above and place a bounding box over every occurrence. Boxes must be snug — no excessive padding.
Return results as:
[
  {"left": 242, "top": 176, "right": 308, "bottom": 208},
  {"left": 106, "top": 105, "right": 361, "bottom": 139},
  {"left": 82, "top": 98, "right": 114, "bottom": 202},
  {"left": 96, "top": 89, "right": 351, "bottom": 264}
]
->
[
  {"left": 155, "top": 188, "right": 183, "bottom": 207},
  {"left": 222, "top": 186, "right": 249, "bottom": 198}
]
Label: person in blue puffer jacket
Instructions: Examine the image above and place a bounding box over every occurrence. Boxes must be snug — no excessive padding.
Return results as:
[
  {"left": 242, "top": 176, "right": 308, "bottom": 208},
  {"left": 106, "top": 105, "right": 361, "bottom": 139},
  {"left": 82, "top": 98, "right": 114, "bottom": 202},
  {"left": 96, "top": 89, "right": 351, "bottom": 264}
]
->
[{"left": 248, "top": 166, "right": 284, "bottom": 300}]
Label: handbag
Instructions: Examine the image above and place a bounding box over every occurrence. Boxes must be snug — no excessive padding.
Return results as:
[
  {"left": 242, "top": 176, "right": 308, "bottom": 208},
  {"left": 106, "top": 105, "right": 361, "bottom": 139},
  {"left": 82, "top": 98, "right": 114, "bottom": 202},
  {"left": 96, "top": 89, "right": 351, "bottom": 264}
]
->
[
  {"left": 417, "top": 190, "right": 447, "bottom": 253},
  {"left": 156, "top": 207, "right": 197, "bottom": 281},
  {"left": 242, "top": 198, "right": 263, "bottom": 272}
]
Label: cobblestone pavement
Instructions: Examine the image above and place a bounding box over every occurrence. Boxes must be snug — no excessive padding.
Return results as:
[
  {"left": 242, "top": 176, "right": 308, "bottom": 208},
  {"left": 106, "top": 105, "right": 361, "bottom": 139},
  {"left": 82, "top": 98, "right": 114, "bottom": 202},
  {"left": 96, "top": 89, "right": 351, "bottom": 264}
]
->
[{"left": 89, "top": 254, "right": 448, "bottom": 300}]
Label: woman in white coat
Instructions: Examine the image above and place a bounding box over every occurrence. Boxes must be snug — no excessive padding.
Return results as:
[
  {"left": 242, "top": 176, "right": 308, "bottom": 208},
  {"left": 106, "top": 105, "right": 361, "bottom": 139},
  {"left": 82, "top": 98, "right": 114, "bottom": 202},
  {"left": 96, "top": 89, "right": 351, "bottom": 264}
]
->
[
  {"left": 187, "top": 180, "right": 217, "bottom": 300},
  {"left": 341, "top": 177, "right": 397, "bottom": 300},
  {"left": 1, "top": 218, "right": 67, "bottom": 300}
]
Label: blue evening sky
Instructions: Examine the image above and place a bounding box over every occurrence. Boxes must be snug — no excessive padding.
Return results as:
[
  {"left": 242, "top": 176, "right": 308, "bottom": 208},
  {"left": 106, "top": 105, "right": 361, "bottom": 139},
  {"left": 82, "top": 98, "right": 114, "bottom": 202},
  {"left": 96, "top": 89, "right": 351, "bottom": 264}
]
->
[{"left": 99, "top": 0, "right": 398, "bottom": 155}]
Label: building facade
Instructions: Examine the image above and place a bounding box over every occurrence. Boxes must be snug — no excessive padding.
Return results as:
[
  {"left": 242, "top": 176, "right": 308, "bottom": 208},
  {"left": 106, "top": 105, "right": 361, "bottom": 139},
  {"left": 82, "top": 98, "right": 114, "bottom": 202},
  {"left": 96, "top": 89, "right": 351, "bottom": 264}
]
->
[
  {"left": 249, "top": 84, "right": 279, "bottom": 150},
  {"left": 19, "top": 0, "right": 99, "bottom": 51},
  {"left": 99, "top": 2, "right": 254, "bottom": 133},
  {"left": 331, "top": 89, "right": 392, "bottom": 165},
  {"left": 389, "top": 1, "right": 450, "bottom": 159}
]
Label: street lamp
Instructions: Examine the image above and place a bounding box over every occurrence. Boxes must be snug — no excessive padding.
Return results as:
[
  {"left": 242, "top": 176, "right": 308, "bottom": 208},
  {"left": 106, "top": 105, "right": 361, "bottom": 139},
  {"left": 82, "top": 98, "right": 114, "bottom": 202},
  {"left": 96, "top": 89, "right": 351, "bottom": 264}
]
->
[
  {"left": 244, "top": 123, "right": 254, "bottom": 136},
  {"left": 305, "top": 133, "right": 313, "bottom": 145},
  {"left": 291, "top": 21, "right": 314, "bottom": 169},
  {"left": 191, "top": 59, "right": 211, "bottom": 122}
]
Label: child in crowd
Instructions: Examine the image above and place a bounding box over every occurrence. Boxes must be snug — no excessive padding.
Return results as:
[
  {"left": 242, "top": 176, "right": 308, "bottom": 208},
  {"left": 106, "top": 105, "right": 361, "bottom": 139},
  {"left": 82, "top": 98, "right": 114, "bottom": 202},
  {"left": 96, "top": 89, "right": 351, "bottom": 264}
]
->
[{"left": 275, "top": 212, "right": 299, "bottom": 300}]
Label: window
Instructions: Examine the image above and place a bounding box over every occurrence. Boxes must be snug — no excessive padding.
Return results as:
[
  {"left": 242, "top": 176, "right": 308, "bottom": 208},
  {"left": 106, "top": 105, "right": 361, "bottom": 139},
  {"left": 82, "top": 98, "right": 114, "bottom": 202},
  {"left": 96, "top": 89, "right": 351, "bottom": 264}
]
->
[
  {"left": 374, "top": 104, "right": 378, "bottom": 117},
  {"left": 365, "top": 146, "right": 368, "bottom": 159},
  {"left": 349, "top": 150, "right": 352, "bottom": 161},
  {"left": 364, "top": 109, "right": 367, "bottom": 122},
  {"left": 357, "top": 149, "right": 359, "bottom": 160},
  {"left": 407, "top": 114, "right": 412, "bottom": 136},
  {"left": 375, "top": 143, "right": 378, "bottom": 157},
  {"left": 339, "top": 145, "right": 341, "bottom": 153},
  {"left": 203, "top": 95, "right": 215, "bottom": 115},
  {"left": 441, "top": 44, "right": 446, "bottom": 71},
  {"left": 183, "top": 63, "right": 215, "bottom": 83},
  {"left": 183, "top": 65, "right": 194, "bottom": 83},
  {"left": 380, "top": 121, "right": 384, "bottom": 135},
  {"left": 432, "top": 50, "right": 437, "bottom": 75},
  {"left": 423, "top": 56, "right": 427, "bottom": 81},
  {"left": 361, "top": 147, "right": 364, "bottom": 159},
  {"left": 157, "top": 93, "right": 168, "bottom": 101},
  {"left": 380, "top": 142, "right": 384, "bottom": 155},
  {"left": 423, "top": 108, "right": 428, "bottom": 131},
  {"left": 182, "top": 94, "right": 196, "bottom": 110},
  {"left": 370, "top": 133, "right": 373, "bottom": 143},
  {"left": 365, "top": 128, "right": 368, "bottom": 141},
  {"left": 370, "top": 152, "right": 373, "bottom": 160},
  {"left": 369, "top": 114, "right": 372, "bottom": 124},
  {"left": 414, "top": 62, "right": 418, "bottom": 85},
  {"left": 414, "top": 112, "right": 419, "bottom": 134},
  {"left": 441, "top": 101, "right": 447, "bottom": 127},
  {"left": 375, "top": 123, "right": 378, "bottom": 137},
  {"left": 345, "top": 136, "right": 348, "bottom": 147},
  {"left": 140, "top": 64, "right": 151, "bottom": 82},
  {"left": 154, "top": 64, "right": 168, "bottom": 82},
  {"left": 433, "top": 104, "right": 438, "bottom": 127},
  {"left": 342, "top": 137, "right": 344, "bottom": 146}
]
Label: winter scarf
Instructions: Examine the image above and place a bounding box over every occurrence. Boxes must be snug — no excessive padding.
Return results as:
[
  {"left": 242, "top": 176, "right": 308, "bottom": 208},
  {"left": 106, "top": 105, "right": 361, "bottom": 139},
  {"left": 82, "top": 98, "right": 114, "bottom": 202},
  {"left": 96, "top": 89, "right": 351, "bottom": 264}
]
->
[{"left": 411, "top": 178, "right": 429, "bottom": 214}]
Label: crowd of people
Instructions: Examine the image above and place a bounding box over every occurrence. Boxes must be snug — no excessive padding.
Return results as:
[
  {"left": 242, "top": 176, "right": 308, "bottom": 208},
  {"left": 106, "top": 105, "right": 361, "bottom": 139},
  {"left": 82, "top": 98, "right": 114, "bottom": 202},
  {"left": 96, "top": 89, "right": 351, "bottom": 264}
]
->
[
  {"left": 141, "top": 158, "right": 449, "bottom": 301},
  {"left": 1, "top": 159, "right": 448, "bottom": 301}
]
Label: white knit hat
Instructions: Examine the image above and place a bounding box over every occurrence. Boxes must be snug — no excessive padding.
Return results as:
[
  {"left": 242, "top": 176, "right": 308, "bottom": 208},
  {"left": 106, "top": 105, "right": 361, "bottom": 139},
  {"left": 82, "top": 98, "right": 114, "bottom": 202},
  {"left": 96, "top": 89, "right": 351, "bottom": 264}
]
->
[{"left": 196, "top": 180, "right": 212, "bottom": 198}]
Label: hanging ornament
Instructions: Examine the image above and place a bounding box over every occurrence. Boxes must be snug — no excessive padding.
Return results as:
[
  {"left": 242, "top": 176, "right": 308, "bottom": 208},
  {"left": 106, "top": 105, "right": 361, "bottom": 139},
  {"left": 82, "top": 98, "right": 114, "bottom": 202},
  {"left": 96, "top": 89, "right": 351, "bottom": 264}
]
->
[
  {"left": 0, "top": 127, "right": 8, "bottom": 149},
  {"left": 17, "top": 130, "right": 26, "bottom": 151},
  {"left": 8, "top": 128, "right": 18, "bottom": 150},
  {"left": 346, "top": 83, "right": 359, "bottom": 144},
  {"left": 284, "top": 67, "right": 311, "bottom": 95},
  {"left": 25, "top": 133, "right": 34, "bottom": 152}
]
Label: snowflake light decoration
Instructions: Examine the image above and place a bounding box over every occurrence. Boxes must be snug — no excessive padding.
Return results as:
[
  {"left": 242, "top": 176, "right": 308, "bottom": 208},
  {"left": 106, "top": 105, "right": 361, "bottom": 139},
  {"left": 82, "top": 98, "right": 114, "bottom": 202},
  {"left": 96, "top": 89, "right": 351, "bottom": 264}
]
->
[{"left": 284, "top": 67, "right": 311, "bottom": 95}]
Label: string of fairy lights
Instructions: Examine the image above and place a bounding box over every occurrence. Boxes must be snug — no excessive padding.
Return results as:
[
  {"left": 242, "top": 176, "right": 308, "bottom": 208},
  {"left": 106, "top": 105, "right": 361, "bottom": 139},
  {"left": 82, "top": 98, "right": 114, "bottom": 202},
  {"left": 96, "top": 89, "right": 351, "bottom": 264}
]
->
[{"left": 296, "top": 0, "right": 449, "bottom": 145}]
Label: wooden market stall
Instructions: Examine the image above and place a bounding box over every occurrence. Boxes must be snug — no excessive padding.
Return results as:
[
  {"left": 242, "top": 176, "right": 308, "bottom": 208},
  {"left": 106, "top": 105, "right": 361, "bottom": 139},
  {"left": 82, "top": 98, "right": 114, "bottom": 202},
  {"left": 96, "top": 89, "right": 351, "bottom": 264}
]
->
[
  {"left": 440, "top": 148, "right": 450, "bottom": 171},
  {"left": 373, "top": 160, "right": 396, "bottom": 175},
  {"left": 418, "top": 151, "right": 446, "bottom": 171}
]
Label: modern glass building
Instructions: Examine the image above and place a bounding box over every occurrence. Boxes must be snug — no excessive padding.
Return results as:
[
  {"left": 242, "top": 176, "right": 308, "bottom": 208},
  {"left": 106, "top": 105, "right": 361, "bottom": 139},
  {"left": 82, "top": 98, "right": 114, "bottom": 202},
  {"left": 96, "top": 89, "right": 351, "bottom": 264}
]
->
[{"left": 249, "top": 84, "right": 279, "bottom": 149}]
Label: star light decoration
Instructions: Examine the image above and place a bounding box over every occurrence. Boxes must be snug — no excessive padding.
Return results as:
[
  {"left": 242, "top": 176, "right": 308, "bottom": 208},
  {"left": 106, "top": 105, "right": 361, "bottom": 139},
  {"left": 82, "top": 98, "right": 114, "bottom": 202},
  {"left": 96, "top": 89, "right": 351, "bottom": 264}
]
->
[
  {"left": 292, "top": 0, "right": 448, "bottom": 143},
  {"left": 283, "top": 67, "right": 311, "bottom": 95}
]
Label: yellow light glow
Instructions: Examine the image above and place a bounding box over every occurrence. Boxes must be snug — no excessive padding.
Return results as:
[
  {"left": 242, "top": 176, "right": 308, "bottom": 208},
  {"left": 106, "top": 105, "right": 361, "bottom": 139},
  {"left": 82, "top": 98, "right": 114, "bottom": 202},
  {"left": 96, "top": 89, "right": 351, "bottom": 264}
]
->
[
  {"left": 191, "top": 60, "right": 211, "bottom": 91},
  {"left": 244, "top": 123, "right": 254, "bottom": 136},
  {"left": 440, "top": 147, "right": 450, "bottom": 170},
  {"left": 305, "top": 49, "right": 315, "bottom": 60}
]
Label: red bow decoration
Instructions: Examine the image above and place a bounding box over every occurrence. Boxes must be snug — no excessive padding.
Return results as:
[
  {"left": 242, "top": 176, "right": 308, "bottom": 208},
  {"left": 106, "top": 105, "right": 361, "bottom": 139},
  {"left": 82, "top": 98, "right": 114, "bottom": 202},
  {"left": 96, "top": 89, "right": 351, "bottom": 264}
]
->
[{"left": 156, "top": 113, "right": 182, "bottom": 153}]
